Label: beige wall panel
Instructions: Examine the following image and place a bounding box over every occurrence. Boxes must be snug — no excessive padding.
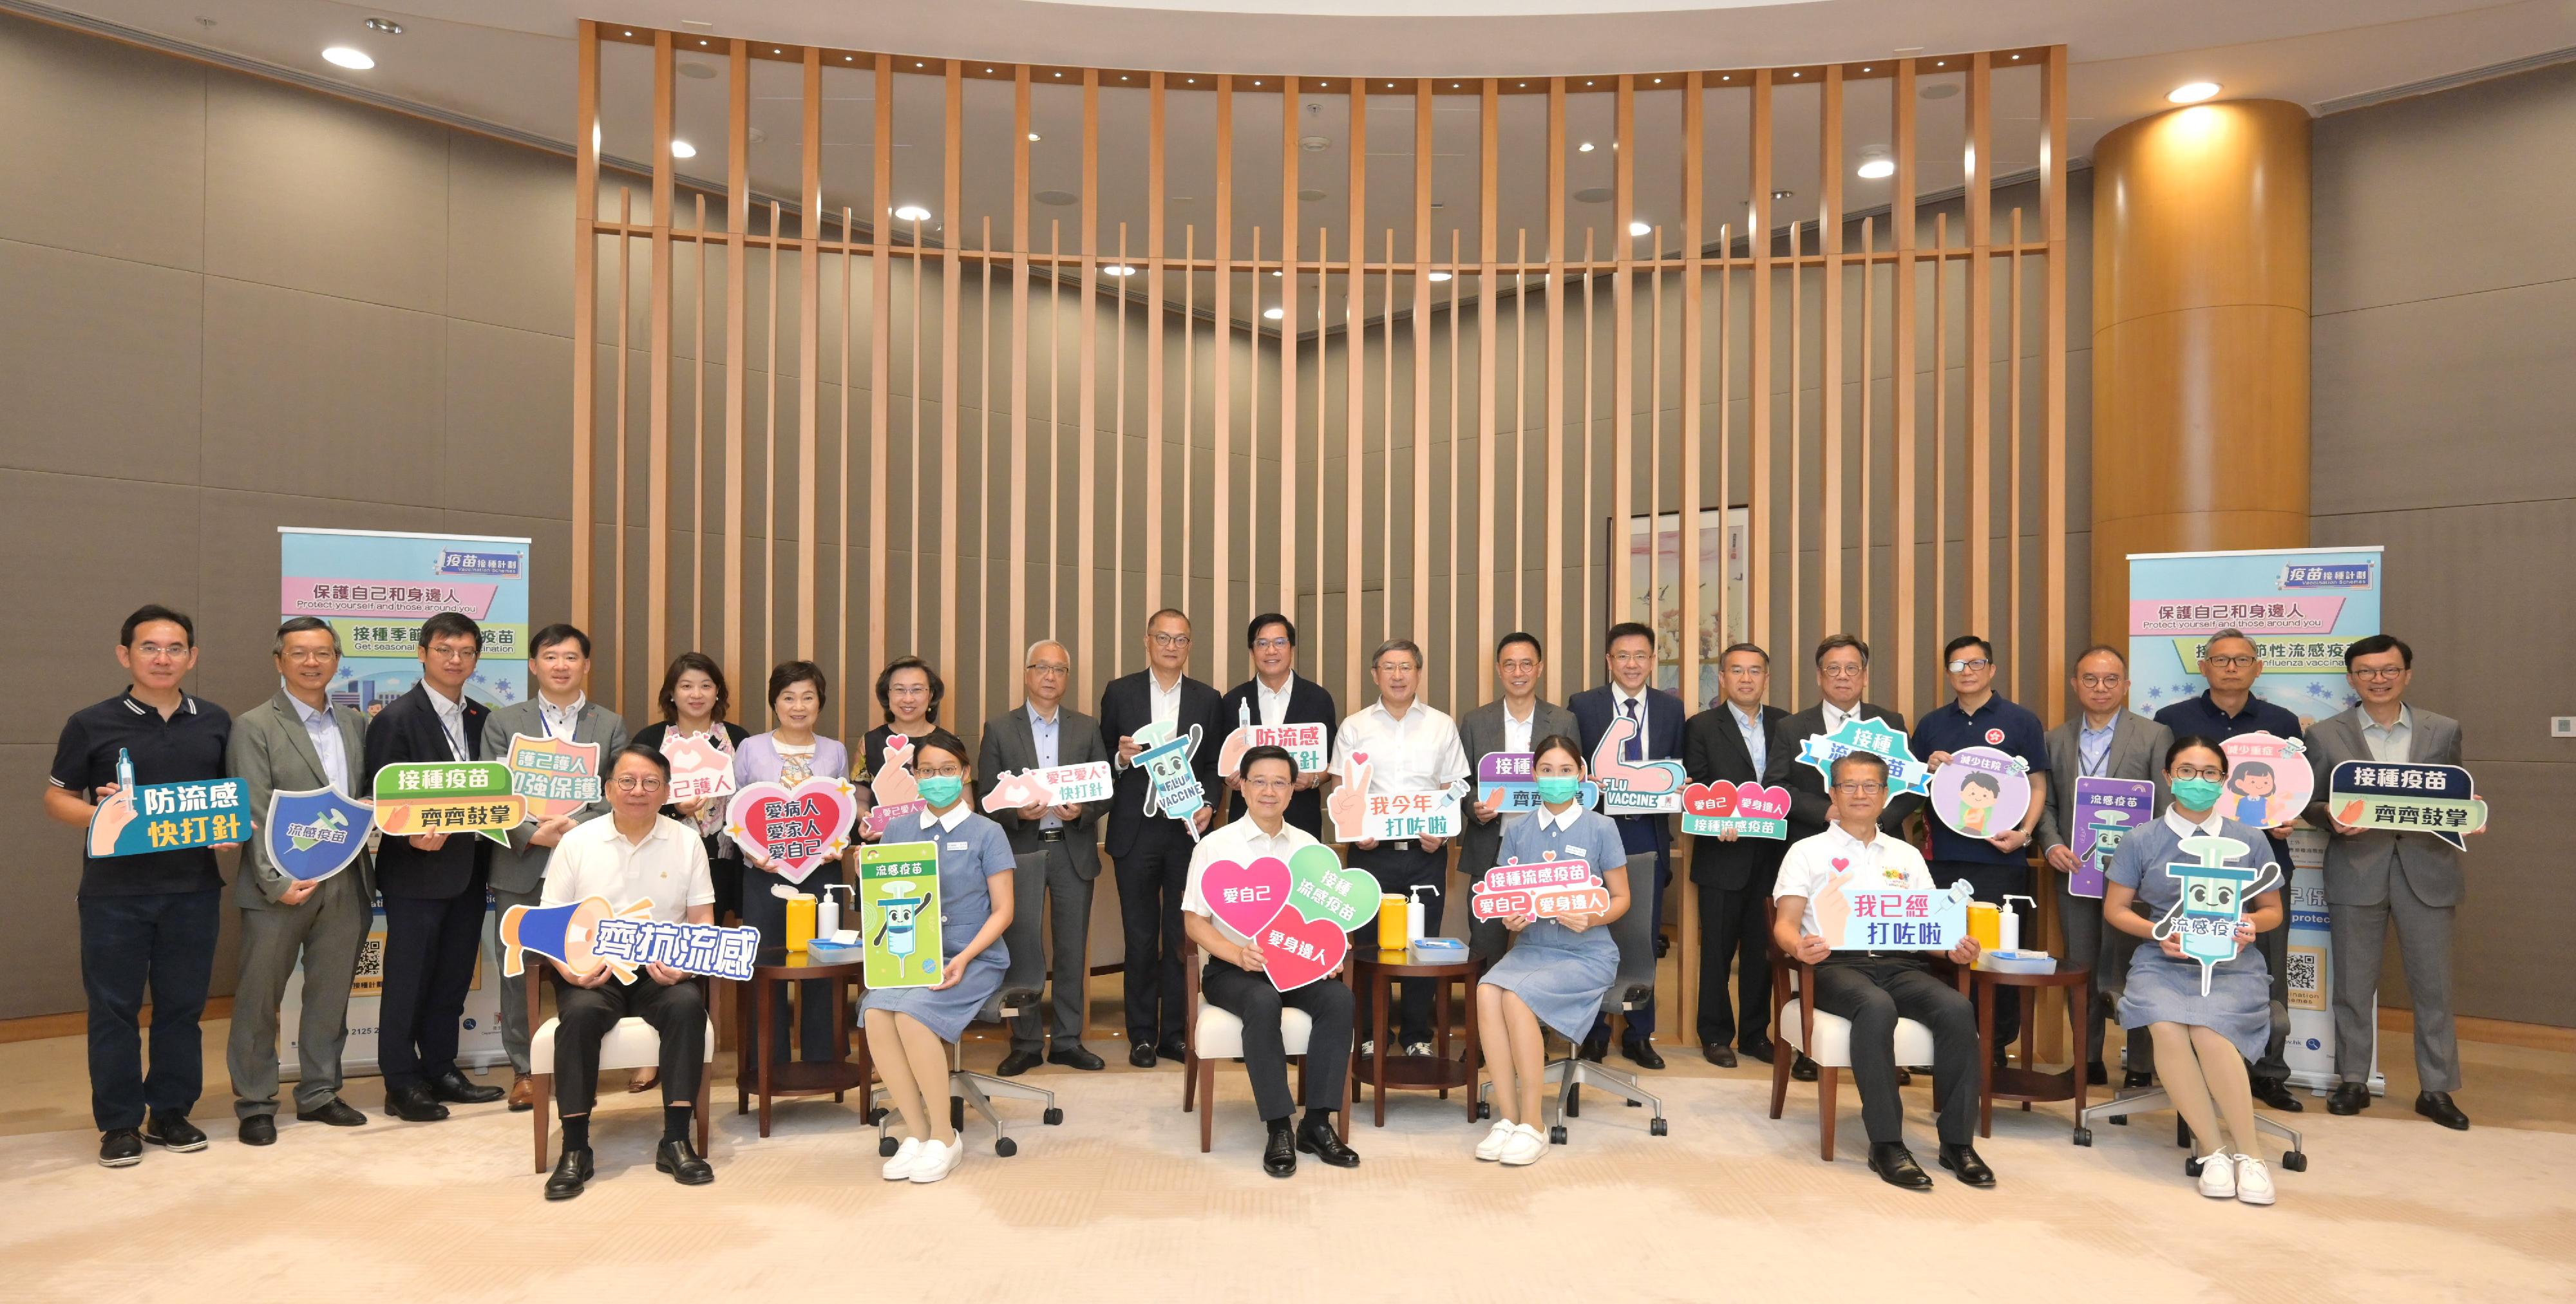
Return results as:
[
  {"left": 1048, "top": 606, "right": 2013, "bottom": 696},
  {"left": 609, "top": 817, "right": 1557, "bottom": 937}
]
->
[
  {"left": 203, "top": 71, "right": 450, "bottom": 314},
  {"left": 446, "top": 320, "right": 575, "bottom": 518},
  {"left": 202, "top": 278, "right": 445, "bottom": 502},
  {"left": 0, "top": 12, "right": 206, "bottom": 269},
  {"left": 0, "top": 744, "right": 91, "bottom": 1017},
  {"left": 447, "top": 133, "right": 578, "bottom": 339},
  {"left": 191, "top": 486, "right": 448, "bottom": 710},
  {"left": 0, "top": 471, "right": 202, "bottom": 746},
  {"left": 0, "top": 241, "right": 202, "bottom": 483}
]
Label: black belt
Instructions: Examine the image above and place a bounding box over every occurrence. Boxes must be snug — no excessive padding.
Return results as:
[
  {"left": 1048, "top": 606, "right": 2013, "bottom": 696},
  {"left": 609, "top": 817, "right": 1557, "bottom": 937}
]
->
[
  {"left": 1381, "top": 840, "right": 1417, "bottom": 852},
  {"left": 1037, "top": 828, "right": 1067, "bottom": 842}
]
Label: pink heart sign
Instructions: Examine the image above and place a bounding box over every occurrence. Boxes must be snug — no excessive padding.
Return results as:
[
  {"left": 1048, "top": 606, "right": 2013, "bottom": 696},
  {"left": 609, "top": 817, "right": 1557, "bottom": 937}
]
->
[
  {"left": 1680, "top": 779, "right": 1793, "bottom": 840},
  {"left": 1202, "top": 856, "right": 1293, "bottom": 938},
  {"left": 1255, "top": 910, "right": 1349, "bottom": 992},
  {"left": 724, "top": 777, "right": 860, "bottom": 884}
]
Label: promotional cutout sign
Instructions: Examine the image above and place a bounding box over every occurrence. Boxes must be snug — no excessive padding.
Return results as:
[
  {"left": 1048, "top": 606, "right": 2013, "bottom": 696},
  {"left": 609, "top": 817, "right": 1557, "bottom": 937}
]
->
[
  {"left": 1472, "top": 852, "right": 1613, "bottom": 923},
  {"left": 1124, "top": 719, "right": 1209, "bottom": 839},
  {"left": 1794, "top": 717, "right": 1935, "bottom": 797},
  {"left": 2153, "top": 833, "right": 2284, "bottom": 996},
  {"left": 500, "top": 895, "right": 761, "bottom": 983},
  {"left": 1475, "top": 751, "right": 1600, "bottom": 815},
  {"left": 1930, "top": 746, "right": 2034, "bottom": 840},
  {"left": 372, "top": 761, "right": 524, "bottom": 844},
  {"left": 1589, "top": 715, "right": 1686, "bottom": 815},
  {"left": 858, "top": 840, "right": 944, "bottom": 989},
  {"left": 1215, "top": 700, "right": 1330, "bottom": 779},
  {"left": 87, "top": 753, "right": 251, "bottom": 858},
  {"left": 2217, "top": 732, "right": 2312, "bottom": 828},
  {"left": 980, "top": 761, "right": 1115, "bottom": 813},
  {"left": 261, "top": 785, "right": 374, "bottom": 883},
  {"left": 1803, "top": 862, "right": 1974, "bottom": 951},
  {"left": 1200, "top": 846, "right": 1381, "bottom": 991},
  {"left": 503, "top": 732, "right": 601, "bottom": 822},
  {"left": 860, "top": 733, "right": 928, "bottom": 838},
  {"left": 2328, "top": 761, "right": 2486, "bottom": 849},
  {"left": 1201, "top": 856, "right": 1293, "bottom": 938},
  {"left": 725, "top": 777, "right": 861, "bottom": 883},
  {"left": 2070, "top": 776, "right": 2155, "bottom": 899},
  {"left": 1680, "top": 780, "right": 1792, "bottom": 839},
  {"left": 1325, "top": 752, "right": 1472, "bottom": 842},
  {"left": 659, "top": 731, "right": 737, "bottom": 806}
]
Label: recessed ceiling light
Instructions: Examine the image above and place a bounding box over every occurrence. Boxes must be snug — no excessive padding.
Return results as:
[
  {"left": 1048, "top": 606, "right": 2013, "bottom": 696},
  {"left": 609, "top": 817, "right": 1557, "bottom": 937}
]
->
[
  {"left": 322, "top": 46, "right": 373, "bottom": 70},
  {"left": 893, "top": 204, "right": 931, "bottom": 221},
  {"left": 622, "top": 30, "right": 632, "bottom": 37},
  {"left": 1104, "top": 265, "right": 1137, "bottom": 276},
  {"left": 1861, "top": 66, "right": 1871, "bottom": 72},
  {"left": 1027, "top": 132, "right": 1041, "bottom": 142},
  {"left": 2012, "top": 53, "right": 2022, "bottom": 61},
  {"left": 1856, "top": 158, "right": 1895, "bottom": 179},
  {"left": 1578, "top": 141, "right": 1595, "bottom": 153},
  {"left": 1772, "top": 189, "right": 1793, "bottom": 200},
  {"left": 670, "top": 140, "right": 698, "bottom": 158},
  {"left": 1271, "top": 270, "right": 1283, "bottom": 277},
  {"left": 2168, "top": 81, "right": 2221, "bottom": 104},
  {"left": 363, "top": 17, "right": 402, "bottom": 34},
  {"left": 1429, "top": 270, "right": 1453, "bottom": 281},
  {"left": 1264, "top": 306, "right": 1285, "bottom": 319},
  {"left": 1629, "top": 220, "right": 1651, "bottom": 236}
]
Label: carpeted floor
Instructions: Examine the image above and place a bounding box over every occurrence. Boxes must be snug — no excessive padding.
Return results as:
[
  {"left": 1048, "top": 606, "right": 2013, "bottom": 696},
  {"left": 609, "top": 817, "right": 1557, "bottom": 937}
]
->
[{"left": 4, "top": 1036, "right": 2572, "bottom": 1303}]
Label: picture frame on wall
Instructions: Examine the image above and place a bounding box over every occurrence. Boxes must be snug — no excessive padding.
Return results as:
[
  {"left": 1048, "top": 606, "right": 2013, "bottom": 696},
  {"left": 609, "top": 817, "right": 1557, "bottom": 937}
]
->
[{"left": 1618, "top": 507, "right": 1752, "bottom": 710}]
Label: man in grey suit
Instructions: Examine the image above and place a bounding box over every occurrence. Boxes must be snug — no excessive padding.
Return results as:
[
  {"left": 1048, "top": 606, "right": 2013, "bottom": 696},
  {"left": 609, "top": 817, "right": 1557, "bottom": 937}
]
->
[
  {"left": 225, "top": 618, "right": 375, "bottom": 1145},
  {"left": 978, "top": 639, "right": 1113, "bottom": 1075},
  {"left": 481, "top": 623, "right": 627, "bottom": 1110},
  {"left": 2031, "top": 645, "right": 2172, "bottom": 1088},
  {"left": 1457, "top": 632, "right": 1579, "bottom": 961},
  {"left": 2305, "top": 634, "right": 2473, "bottom": 1130}
]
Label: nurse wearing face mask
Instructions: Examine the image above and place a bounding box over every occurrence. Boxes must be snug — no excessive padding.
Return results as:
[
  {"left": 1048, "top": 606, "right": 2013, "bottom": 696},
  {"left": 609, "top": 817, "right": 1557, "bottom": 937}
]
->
[{"left": 1472, "top": 735, "right": 1631, "bottom": 1167}]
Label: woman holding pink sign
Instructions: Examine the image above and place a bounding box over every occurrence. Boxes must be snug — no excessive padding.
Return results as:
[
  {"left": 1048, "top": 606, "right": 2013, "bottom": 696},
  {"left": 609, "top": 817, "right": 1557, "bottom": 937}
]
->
[
  {"left": 1475, "top": 735, "right": 1631, "bottom": 1167},
  {"left": 728, "top": 661, "right": 853, "bottom": 1068}
]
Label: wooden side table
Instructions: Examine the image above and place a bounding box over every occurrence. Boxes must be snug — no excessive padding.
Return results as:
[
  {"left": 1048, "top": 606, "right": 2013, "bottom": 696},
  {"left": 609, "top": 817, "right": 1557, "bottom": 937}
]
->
[
  {"left": 1974, "top": 963, "right": 2092, "bottom": 1137},
  {"left": 1347, "top": 949, "right": 1481, "bottom": 1126},
  {"left": 735, "top": 946, "right": 870, "bottom": 1137}
]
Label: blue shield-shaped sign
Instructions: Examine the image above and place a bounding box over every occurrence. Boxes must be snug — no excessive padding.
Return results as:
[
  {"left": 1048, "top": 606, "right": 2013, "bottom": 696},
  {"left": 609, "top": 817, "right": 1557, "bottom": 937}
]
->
[{"left": 263, "top": 786, "right": 374, "bottom": 884}]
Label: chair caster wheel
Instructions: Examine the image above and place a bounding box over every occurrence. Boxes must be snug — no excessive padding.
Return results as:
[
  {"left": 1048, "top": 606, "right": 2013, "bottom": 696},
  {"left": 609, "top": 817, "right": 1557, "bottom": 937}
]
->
[
  {"left": 1042, "top": 1107, "right": 1064, "bottom": 1126},
  {"left": 1649, "top": 1117, "right": 1668, "bottom": 1137},
  {"left": 1475, "top": 1101, "right": 1490, "bottom": 1120},
  {"left": 866, "top": 1107, "right": 887, "bottom": 1125},
  {"left": 2108, "top": 1115, "right": 2128, "bottom": 1126},
  {"left": 2281, "top": 1151, "right": 2308, "bottom": 1172},
  {"left": 2184, "top": 1155, "right": 2204, "bottom": 1178},
  {"left": 2073, "top": 1127, "right": 2094, "bottom": 1148},
  {"left": 878, "top": 1136, "right": 899, "bottom": 1158},
  {"left": 1549, "top": 1126, "right": 1567, "bottom": 1145},
  {"left": 994, "top": 1137, "right": 1018, "bottom": 1158}
]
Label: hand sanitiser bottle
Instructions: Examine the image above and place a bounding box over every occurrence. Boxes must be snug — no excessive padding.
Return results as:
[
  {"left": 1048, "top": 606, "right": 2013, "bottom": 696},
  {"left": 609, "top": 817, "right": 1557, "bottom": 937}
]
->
[{"left": 2000, "top": 894, "right": 2037, "bottom": 954}]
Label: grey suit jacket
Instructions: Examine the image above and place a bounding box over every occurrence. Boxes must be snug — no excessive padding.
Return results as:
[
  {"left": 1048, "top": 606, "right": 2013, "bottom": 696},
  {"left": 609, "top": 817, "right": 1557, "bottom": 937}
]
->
[
  {"left": 2303, "top": 705, "right": 2465, "bottom": 909},
  {"left": 227, "top": 688, "right": 374, "bottom": 908},
  {"left": 1455, "top": 697, "right": 1580, "bottom": 882},
  {"left": 974, "top": 704, "right": 1110, "bottom": 880},
  {"left": 482, "top": 698, "right": 629, "bottom": 896},
  {"left": 2032, "top": 711, "right": 2175, "bottom": 854}
]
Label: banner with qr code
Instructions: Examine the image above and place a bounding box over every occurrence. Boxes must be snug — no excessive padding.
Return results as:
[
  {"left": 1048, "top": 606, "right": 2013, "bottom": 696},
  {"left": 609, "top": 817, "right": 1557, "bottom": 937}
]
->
[
  {"left": 278, "top": 901, "right": 505, "bottom": 1081},
  {"left": 281, "top": 527, "right": 533, "bottom": 713},
  {"left": 2284, "top": 828, "right": 2380, "bottom": 1094}
]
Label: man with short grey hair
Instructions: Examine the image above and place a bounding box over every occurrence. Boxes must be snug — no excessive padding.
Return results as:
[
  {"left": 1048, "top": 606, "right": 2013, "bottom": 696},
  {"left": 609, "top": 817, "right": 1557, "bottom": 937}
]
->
[
  {"left": 977, "top": 639, "right": 1112, "bottom": 1075},
  {"left": 1329, "top": 638, "right": 1469, "bottom": 1058}
]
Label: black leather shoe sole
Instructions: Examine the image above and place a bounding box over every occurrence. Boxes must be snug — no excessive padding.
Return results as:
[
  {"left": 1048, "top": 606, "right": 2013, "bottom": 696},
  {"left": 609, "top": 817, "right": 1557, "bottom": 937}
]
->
[
  {"left": 1703, "top": 1044, "right": 1738, "bottom": 1068},
  {"left": 1126, "top": 1044, "right": 1159, "bottom": 1069},
  {"left": 296, "top": 1101, "right": 370, "bottom": 1127},
  {"left": 1938, "top": 1149, "right": 1996, "bottom": 1187},
  {"left": 431, "top": 1079, "right": 506, "bottom": 1105},
  {"left": 142, "top": 1120, "right": 207, "bottom": 1152},
  {"left": 1869, "top": 1154, "right": 1933, "bottom": 1190},
  {"left": 2327, "top": 1086, "right": 2369, "bottom": 1115},
  {"left": 544, "top": 1151, "right": 594, "bottom": 1201},
  {"left": 1048, "top": 1048, "right": 1106, "bottom": 1071},
  {"left": 994, "top": 1053, "right": 1043, "bottom": 1077},
  {"left": 2255, "top": 1082, "right": 2304, "bottom": 1112},
  {"left": 1296, "top": 1128, "right": 1361, "bottom": 1169},
  {"left": 238, "top": 1117, "right": 277, "bottom": 1146},
  {"left": 98, "top": 1131, "right": 143, "bottom": 1167},
  {"left": 1622, "top": 1041, "right": 1667, "bottom": 1070},
  {"left": 657, "top": 1148, "right": 717, "bottom": 1185},
  {"left": 1792, "top": 1056, "right": 1819, "bottom": 1082},
  {"left": 2415, "top": 1096, "right": 2471, "bottom": 1131}
]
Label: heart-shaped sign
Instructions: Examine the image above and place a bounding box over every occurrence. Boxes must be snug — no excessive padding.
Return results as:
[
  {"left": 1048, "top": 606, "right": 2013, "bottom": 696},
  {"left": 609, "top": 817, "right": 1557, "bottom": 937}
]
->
[
  {"left": 1683, "top": 780, "right": 1740, "bottom": 818},
  {"left": 1734, "top": 784, "right": 1792, "bottom": 821},
  {"left": 725, "top": 777, "right": 860, "bottom": 883},
  {"left": 1256, "top": 910, "right": 1350, "bottom": 992},
  {"left": 1830, "top": 856, "right": 1851, "bottom": 872},
  {"left": 1202, "top": 855, "right": 1293, "bottom": 938},
  {"left": 1679, "top": 779, "right": 1793, "bottom": 840},
  {"left": 1282, "top": 844, "right": 1381, "bottom": 932}
]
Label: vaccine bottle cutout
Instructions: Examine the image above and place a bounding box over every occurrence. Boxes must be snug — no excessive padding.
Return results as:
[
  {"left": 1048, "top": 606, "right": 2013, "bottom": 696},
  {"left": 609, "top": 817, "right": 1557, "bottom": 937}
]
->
[
  {"left": 115, "top": 747, "right": 136, "bottom": 797},
  {"left": 1999, "top": 894, "right": 2036, "bottom": 954}
]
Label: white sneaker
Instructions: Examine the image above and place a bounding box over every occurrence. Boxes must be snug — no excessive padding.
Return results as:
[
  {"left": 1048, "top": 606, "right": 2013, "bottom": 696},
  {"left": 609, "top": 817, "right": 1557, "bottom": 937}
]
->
[
  {"left": 1357, "top": 1039, "right": 1374, "bottom": 1059},
  {"left": 882, "top": 1137, "right": 924, "bottom": 1181},
  {"left": 2232, "top": 1154, "right": 2275, "bottom": 1206},
  {"left": 1404, "top": 1041, "right": 1435, "bottom": 1058},
  {"left": 1475, "top": 1119, "right": 1517, "bottom": 1161},
  {"left": 1499, "top": 1122, "right": 1548, "bottom": 1166},
  {"left": 2196, "top": 1151, "right": 2235, "bottom": 1199},
  {"left": 909, "top": 1137, "right": 964, "bottom": 1184}
]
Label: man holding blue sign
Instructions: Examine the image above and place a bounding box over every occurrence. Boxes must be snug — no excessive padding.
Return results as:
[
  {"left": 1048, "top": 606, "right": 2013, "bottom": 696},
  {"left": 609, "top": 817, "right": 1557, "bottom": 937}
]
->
[
  {"left": 44, "top": 606, "right": 236, "bottom": 1168},
  {"left": 224, "top": 618, "right": 375, "bottom": 1146}
]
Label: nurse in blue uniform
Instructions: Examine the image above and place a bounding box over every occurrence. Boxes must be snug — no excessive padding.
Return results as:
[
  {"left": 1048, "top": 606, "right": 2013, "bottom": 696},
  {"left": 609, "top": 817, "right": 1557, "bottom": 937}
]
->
[
  {"left": 1473, "top": 734, "right": 1630, "bottom": 1167},
  {"left": 862, "top": 730, "right": 1015, "bottom": 1186}
]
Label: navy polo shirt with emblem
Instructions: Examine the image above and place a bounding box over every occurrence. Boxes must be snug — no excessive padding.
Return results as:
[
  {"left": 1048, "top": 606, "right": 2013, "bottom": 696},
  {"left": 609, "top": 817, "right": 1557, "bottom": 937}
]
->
[
  {"left": 1910, "top": 693, "right": 2047, "bottom": 866},
  {"left": 51, "top": 692, "right": 232, "bottom": 898},
  {"left": 2154, "top": 688, "right": 2305, "bottom": 866}
]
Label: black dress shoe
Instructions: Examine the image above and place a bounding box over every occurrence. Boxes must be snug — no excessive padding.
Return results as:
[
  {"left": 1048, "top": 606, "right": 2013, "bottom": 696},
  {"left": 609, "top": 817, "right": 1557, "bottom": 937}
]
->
[
  {"left": 1262, "top": 1125, "right": 1298, "bottom": 1178},
  {"left": 1654, "top": 933, "right": 1671, "bottom": 959},
  {"left": 657, "top": 1136, "right": 716, "bottom": 1184},
  {"left": 1739, "top": 1039, "right": 1775, "bottom": 1065},
  {"left": 99, "top": 1128, "right": 144, "bottom": 1167},
  {"left": 430, "top": 1070, "right": 506, "bottom": 1105},
  {"left": 2085, "top": 1061, "right": 2108, "bottom": 1086},
  {"left": 1868, "top": 1142, "right": 1933, "bottom": 1190},
  {"left": 2253, "top": 1079, "right": 2304, "bottom": 1112},
  {"left": 1296, "top": 1115, "right": 1360, "bottom": 1168},
  {"left": 544, "top": 1146, "right": 594, "bottom": 1200},
  {"left": 1157, "top": 1038, "right": 1189, "bottom": 1064},
  {"left": 2123, "top": 1070, "right": 2156, "bottom": 1090},
  {"left": 295, "top": 1098, "right": 368, "bottom": 1127},
  {"left": 143, "top": 1113, "right": 207, "bottom": 1152},
  {"left": 1792, "top": 1052, "right": 1819, "bottom": 1082},
  {"left": 1621, "top": 1038, "right": 1666, "bottom": 1071},
  {"left": 1048, "top": 1045, "right": 1106, "bottom": 1071},
  {"left": 238, "top": 1115, "right": 276, "bottom": 1146},
  {"left": 995, "top": 1050, "right": 1045, "bottom": 1077},
  {"left": 1702, "top": 1043, "right": 1738, "bottom": 1068},
  {"left": 1578, "top": 1032, "right": 1611, "bottom": 1063},
  {"left": 2327, "top": 1082, "right": 2370, "bottom": 1115},
  {"left": 1938, "top": 1142, "right": 1996, "bottom": 1187},
  {"left": 386, "top": 1084, "right": 451, "bottom": 1122},
  {"left": 2414, "top": 1091, "right": 2470, "bottom": 1131},
  {"left": 1126, "top": 1043, "right": 1159, "bottom": 1069}
]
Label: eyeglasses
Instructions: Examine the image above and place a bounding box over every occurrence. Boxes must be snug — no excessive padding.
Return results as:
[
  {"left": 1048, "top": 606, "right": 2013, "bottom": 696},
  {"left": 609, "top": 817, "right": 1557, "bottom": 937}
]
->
[
  {"left": 1609, "top": 650, "right": 1655, "bottom": 665},
  {"left": 1947, "top": 658, "right": 1993, "bottom": 674},
  {"left": 2170, "top": 766, "right": 2224, "bottom": 781},
  {"left": 2203, "top": 654, "right": 2256, "bottom": 669},
  {"left": 425, "top": 643, "right": 480, "bottom": 663},
  {"left": 916, "top": 766, "right": 964, "bottom": 779},
  {"left": 1832, "top": 780, "right": 1887, "bottom": 795},
  {"left": 1027, "top": 662, "right": 1069, "bottom": 676},
  {"left": 2076, "top": 674, "right": 2123, "bottom": 688},
  {"left": 1150, "top": 632, "right": 1193, "bottom": 648},
  {"left": 2350, "top": 666, "right": 2407, "bottom": 681},
  {"left": 1820, "top": 664, "right": 1865, "bottom": 678},
  {"left": 1720, "top": 666, "right": 1765, "bottom": 679},
  {"left": 1251, "top": 638, "right": 1293, "bottom": 652},
  {"left": 132, "top": 643, "right": 191, "bottom": 661},
  {"left": 612, "top": 775, "right": 668, "bottom": 792},
  {"left": 1241, "top": 776, "right": 1293, "bottom": 793},
  {"left": 281, "top": 648, "right": 337, "bottom": 665}
]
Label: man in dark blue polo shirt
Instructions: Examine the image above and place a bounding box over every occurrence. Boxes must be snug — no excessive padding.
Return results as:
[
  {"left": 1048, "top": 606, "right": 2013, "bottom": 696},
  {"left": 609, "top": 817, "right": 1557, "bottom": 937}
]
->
[
  {"left": 43, "top": 605, "right": 236, "bottom": 1168},
  {"left": 1911, "top": 634, "right": 2048, "bottom": 1058},
  {"left": 2151, "top": 627, "right": 2305, "bottom": 1111}
]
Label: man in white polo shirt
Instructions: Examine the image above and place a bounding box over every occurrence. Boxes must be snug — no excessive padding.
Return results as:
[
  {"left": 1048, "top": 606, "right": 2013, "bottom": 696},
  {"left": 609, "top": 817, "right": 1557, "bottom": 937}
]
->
[{"left": 537, "top": 744, "right": 716, "bottom": 1201}]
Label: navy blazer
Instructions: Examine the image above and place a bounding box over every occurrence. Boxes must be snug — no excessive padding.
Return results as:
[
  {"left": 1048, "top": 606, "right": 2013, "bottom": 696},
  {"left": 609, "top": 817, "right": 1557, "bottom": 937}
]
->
[
  {"left": 1216, "top": 674, "right": 1338, "bottom": 838},
  {"left": 1569, "top": 683, "right": 1685, "bottom": 855},
  {"left": 1681, "top": 701, "right": 1795, "bottom": 891},
  {"left": 1099, "top": 669, "right": 1224, "bottom": 859},
  {"left": 363, "top": 681, "right": 492, "bottom": 901}
]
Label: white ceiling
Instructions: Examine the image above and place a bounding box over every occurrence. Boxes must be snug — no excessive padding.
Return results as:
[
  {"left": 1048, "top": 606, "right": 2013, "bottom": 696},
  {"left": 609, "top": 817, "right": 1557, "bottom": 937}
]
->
[{"left": 28, "top": 0, "right": 2576, "bottom": 325}]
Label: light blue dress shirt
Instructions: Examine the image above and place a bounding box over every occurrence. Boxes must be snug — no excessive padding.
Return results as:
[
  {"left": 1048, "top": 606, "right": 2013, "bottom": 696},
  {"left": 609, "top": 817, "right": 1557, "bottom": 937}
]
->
[
  {"left": 288, "top": 687, "right": 350, "bottom": 796},
  {"left": 1030, "top": 703, "right": 1063, "bottom": 831},
  {"left": 2078, "top": 718, "right": 2116, "bottom": 777}
]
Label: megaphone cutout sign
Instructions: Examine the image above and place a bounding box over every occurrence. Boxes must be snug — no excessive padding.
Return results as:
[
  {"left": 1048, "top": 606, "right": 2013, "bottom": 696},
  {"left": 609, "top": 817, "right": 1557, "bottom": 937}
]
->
[{"left": 499, "top": 895, "right": 643, "bottom": 983}]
